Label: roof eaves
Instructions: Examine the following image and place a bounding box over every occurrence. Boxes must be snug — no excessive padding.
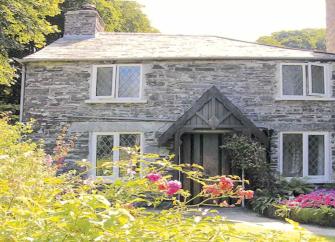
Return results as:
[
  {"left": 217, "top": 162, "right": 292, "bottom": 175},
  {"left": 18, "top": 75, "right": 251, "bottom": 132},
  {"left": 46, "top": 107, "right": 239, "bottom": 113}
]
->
[{"left": 20, "top": 56, "right": 335, "bottom": 63}]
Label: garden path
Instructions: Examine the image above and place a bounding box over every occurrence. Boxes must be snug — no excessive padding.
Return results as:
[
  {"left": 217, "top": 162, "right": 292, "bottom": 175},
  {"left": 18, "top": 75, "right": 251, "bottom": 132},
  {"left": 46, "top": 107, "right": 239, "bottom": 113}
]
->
[{"left": 217, "top": 207, "right": 335, "bottom": 237}]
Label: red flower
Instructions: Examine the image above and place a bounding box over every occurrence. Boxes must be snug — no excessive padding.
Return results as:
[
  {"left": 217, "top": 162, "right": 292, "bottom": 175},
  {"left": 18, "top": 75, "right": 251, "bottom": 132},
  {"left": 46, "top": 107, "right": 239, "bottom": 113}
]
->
[
  {"left": 219, "top": 176, "right": 234, "bottom": 191},
  {"left": 203, "top": 184, "right": 222, "bottom": 197},
  {"left": 157, "top": 182, "right": 168, "bottom": 191},
  {"left": 244, "top": 190, "right": 254, "bottom": 199},
  {"left": 237, "top": 189, "right": 254, "bottom": 200}
]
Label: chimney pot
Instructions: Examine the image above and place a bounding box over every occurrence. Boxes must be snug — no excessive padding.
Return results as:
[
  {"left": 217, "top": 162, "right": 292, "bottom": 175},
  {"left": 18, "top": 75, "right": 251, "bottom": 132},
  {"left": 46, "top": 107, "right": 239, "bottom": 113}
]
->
[{"left": 81, "top": 3, "right": 97, "bottom": 10}]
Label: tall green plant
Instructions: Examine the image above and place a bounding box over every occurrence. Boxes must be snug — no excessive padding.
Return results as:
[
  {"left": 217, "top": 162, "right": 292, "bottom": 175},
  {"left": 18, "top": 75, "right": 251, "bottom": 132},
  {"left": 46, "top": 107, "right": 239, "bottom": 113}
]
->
[
  {"left": 221, "top": 134, "right": 274, "bottom": 190},
  {"left": 0, "top": 117, "right": 324, "bottom": 241}
]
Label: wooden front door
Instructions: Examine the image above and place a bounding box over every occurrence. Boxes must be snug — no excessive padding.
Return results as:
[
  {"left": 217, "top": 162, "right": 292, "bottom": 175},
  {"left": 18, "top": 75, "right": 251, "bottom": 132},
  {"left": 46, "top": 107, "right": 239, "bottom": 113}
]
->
[{"left": 180, "top": 133, "right": 231, "bottom": 198}]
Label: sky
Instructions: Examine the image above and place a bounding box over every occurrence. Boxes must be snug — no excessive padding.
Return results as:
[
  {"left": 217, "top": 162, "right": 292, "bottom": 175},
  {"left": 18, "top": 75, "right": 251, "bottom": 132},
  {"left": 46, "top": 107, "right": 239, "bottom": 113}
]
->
[{"left": 136, "top": 0, "right": 326, "bottom": 42}]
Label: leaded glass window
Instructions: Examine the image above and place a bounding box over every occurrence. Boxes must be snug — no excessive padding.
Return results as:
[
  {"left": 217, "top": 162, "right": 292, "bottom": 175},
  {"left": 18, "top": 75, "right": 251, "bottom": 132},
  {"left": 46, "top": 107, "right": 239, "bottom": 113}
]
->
[
  {"left": 96, "top": 67, "right": 114, "bottom": 96},
  {"left": 93, "top": 65, "right": 141, "bottom": 99},
  {"left": 96, "top": 135, "right": 114, "bottom": 176},
  {"left": 119, "top": 134, "right": 141, "bottom": 160},
  {"left": 119, "top": 134, "right": 141, "bottom": 177},
  {"left": 310, "top": 65, "right": 325, "bottom": 95},
  {"left": 282, "top": 134, "right": 303, "bottom": 177},
  {"left": 281, "top": 132, "right": 328, "bottom": 181},
  {"left": 281, "top": 63, "right": 328, "bottom": 98},
  {"left": 282, "top": 65, "right": 304, "bottom": 96},
  {"left": 94, "top": 133, "right": 141, "bottom": 178},
  {"left": 117, "top": 66, "right": 141, "bottom": 98},
  {"left": 308, "top": 135, "right": 325, "bottom": 176}
]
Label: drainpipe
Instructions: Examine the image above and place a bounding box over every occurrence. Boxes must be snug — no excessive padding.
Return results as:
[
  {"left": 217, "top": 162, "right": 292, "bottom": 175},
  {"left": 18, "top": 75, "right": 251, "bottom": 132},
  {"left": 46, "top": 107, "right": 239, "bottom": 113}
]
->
[
  {"left": 19, "top": 63, "right": 26, "bottom": 122},
  {"left": 241, "top": 168, "right": 245, "bottom": 208}
]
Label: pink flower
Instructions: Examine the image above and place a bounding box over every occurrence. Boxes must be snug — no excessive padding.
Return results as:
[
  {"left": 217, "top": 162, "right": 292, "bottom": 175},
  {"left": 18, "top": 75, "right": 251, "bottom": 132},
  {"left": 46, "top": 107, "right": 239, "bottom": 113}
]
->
[
  {"left": 146, "top": 173, "right": 162, "bottom": 182},
  {"left": 166, "top": 180, "right": 182, "bottom": 195},
  {"left": 281, "top": 189, "right": 335, "bottom": 209},
  {"left": 44, "top": 155, "right": 53, "bottom": 166}
]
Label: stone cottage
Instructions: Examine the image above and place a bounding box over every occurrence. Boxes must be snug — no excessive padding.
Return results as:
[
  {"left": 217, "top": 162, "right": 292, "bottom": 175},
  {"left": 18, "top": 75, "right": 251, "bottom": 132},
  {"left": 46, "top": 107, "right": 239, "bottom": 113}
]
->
[{"left": 20, "top": 2, "right": 335, "bottom": 185}]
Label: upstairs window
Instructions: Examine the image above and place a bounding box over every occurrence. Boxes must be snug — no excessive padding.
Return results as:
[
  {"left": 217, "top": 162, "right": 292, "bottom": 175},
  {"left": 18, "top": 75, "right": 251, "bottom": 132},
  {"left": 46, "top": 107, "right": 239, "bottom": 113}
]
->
[
  {"left": 92, "top": 64, "right": 142, "bottom": 99},
  {"left": 280, "top": 132, "right": 330, "bottom": 183},
  {"left": 281, "top": 63, "right": 329, "bottom": 98}
]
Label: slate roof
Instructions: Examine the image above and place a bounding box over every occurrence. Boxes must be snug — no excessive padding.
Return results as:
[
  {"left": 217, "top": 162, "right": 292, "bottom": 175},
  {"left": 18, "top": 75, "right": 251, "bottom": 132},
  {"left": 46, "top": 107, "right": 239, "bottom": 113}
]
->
[{"left": 22, "top": 33, "right": 335, "bottom": 62}]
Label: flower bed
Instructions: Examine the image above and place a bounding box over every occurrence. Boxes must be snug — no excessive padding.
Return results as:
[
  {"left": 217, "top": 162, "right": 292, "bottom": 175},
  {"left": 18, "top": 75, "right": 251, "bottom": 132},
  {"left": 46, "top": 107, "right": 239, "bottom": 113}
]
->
[
  {"left": 281, "top": 189, "right": 335, "bottom": 208},
  {"left": 275, "top": 189, "right": 335, "bottom": 227}
]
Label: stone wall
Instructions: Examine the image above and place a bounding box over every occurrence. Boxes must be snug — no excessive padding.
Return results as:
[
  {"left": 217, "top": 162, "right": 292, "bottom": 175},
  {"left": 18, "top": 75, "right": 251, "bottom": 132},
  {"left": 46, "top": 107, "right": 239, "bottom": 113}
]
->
[{"left": 22, "top": 60, "right": 335, "bottom": 181}]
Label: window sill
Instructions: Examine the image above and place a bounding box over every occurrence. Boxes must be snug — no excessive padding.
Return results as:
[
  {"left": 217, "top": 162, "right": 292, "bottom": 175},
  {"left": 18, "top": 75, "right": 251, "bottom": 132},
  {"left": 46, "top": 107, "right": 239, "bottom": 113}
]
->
[
  {"left": 275, "top": 96, "right": 335, "bottom": 101},
  {"left": 85, "top": 99, "right": 147, "bottom": 104},
  {"left": 283, "top": 176, "right": 331, "bottom": 184}
]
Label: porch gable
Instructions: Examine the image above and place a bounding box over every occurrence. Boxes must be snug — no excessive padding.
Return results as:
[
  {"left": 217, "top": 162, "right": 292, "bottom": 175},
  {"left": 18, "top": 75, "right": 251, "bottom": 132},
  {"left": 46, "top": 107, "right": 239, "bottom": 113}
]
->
[{"left": 159, "top": 86, "right": 268, "bottom": 145}]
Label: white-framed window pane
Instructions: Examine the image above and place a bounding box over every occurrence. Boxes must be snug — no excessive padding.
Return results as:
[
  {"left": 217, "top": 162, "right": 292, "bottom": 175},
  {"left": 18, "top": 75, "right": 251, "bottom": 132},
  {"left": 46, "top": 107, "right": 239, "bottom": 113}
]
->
[
  {"left": 311, "top": 65, "right": 325, "bottom": 94},
  {"left": 119, "top": 134, "right": 141, "bottom": 177},
  {"left": 96, "top": 67, "right": 113, "bottom": 96},
  {"left": 282, "top": 134, "right": 303, "bottom": 177},
  {"left": 96, "top": 135, "right": 114, "bottom": 176},
  {"left": 282, "top": 65, "right": 304, "bottom": 96},
  {"left": 117, "top": 66, "right": 141, "bottom": 98},
  {"left": 308, "top": 135, "right": 325, "bottom": 176},
  {"left": 119, "top": 134, "right": 141, "bottom": 160}
]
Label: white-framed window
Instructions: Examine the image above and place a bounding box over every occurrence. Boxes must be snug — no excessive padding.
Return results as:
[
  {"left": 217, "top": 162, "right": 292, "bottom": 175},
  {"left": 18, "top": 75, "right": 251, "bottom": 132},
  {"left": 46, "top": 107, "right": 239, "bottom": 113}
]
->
[
  {"left": 91, "top": 64, "right": 143, "bottom": 101},
  {"left": 279, "top": 132, "right": 331, "bottom": 183},
  {"left": 280, "top": 63, "right": 331, "bottom": 99},
  {"left": 90, "top": 132, "right": 143, "bottom": 180}
]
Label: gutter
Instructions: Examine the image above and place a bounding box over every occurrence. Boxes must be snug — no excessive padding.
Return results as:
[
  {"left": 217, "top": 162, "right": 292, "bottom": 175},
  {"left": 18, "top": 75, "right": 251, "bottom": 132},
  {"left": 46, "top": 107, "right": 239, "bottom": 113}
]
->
[
  {"left": 17, "top": 55, "right": 335, "bottom": 63},
  {"left": 19, "top": 63, "right": 26, "bottom": 122}
]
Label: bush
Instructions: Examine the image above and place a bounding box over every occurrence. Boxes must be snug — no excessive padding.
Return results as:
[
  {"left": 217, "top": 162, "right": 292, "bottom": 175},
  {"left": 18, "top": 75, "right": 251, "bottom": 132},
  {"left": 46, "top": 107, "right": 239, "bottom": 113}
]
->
[
  {"left": 251, "top": 178, "right": 314, "bottom": 215},
  {"left": 290, "top": 207, "right": 335, "bottom": 227},
  {"left": 0, "top": 117, "right": 326, "bottom": 241}
]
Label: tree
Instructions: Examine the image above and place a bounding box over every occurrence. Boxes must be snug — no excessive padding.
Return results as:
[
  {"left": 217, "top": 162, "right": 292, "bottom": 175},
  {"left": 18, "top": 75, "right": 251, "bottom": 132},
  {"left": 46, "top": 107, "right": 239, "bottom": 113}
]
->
[
  {"left": 257, "top": 28, "right": 326, "bottom": 51},
  {"left": 0, "top": 0, "right": 63, "bottom": 85}
]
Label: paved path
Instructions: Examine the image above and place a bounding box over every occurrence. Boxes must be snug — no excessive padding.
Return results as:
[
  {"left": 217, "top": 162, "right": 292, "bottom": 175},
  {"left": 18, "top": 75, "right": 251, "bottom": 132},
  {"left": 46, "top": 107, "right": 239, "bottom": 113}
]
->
[{"left": 217, "top": 207, "right": 335, "bottom": 237}]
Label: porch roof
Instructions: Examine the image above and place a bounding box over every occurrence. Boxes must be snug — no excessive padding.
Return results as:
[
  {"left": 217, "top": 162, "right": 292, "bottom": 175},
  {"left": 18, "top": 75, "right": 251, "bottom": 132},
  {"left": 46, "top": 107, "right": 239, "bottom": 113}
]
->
[{"left": 158, "top": 86, "right": 268, "bottom": 145}]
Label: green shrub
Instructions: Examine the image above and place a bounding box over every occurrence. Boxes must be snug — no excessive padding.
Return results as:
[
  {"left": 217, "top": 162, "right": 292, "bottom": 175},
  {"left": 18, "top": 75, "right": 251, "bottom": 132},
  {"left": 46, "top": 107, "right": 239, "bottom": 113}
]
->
[
  {"left": 275, "top": 206, "right": 335, "bottom": 227},
  {"left": 0, "top": 117, "right": 327, "bottom": 241}
]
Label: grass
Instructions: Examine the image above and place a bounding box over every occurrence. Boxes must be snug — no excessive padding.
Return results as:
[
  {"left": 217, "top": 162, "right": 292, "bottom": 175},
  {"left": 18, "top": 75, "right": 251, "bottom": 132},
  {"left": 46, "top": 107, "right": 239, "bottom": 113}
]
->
[{"left": 231, "top": 221, "right": 335, "bottom": 241}]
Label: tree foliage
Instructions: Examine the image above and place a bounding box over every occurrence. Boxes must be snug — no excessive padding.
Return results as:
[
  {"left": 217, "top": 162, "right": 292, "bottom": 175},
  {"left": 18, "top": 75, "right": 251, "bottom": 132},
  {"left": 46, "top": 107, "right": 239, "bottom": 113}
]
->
[
  {"left": 0, "top": 0, "right": 63, "bottom": 85},
  {"left": 257, "top": 28, "right": 326, "bottom": 51}
]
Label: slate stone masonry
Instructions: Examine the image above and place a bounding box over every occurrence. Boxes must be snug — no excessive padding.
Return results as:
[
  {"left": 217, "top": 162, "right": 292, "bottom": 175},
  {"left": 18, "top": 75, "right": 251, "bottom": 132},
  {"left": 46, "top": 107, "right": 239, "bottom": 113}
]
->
[{"left": 22, "top": 60, "right": 335, "bottom": 182}]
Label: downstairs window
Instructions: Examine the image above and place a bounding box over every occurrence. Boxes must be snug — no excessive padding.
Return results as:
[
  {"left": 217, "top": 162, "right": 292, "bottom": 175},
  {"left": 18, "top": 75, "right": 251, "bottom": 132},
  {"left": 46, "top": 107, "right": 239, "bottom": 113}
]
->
[
  {"left": 91, "top": 132, "right": 142, "bottom": 180},
  {"left": 280, "top": 132, "right": 330, "bottom": 183}
]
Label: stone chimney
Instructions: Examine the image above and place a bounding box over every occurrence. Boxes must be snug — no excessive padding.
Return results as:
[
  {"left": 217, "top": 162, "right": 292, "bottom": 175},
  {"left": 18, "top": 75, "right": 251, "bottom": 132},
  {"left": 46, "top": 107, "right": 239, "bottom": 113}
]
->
[
  {"left": 326, "top": 0, "right": 335, "bottom": 52},
  {"left": 64, "top": 3, "right": 105, "bottom": 37}
]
